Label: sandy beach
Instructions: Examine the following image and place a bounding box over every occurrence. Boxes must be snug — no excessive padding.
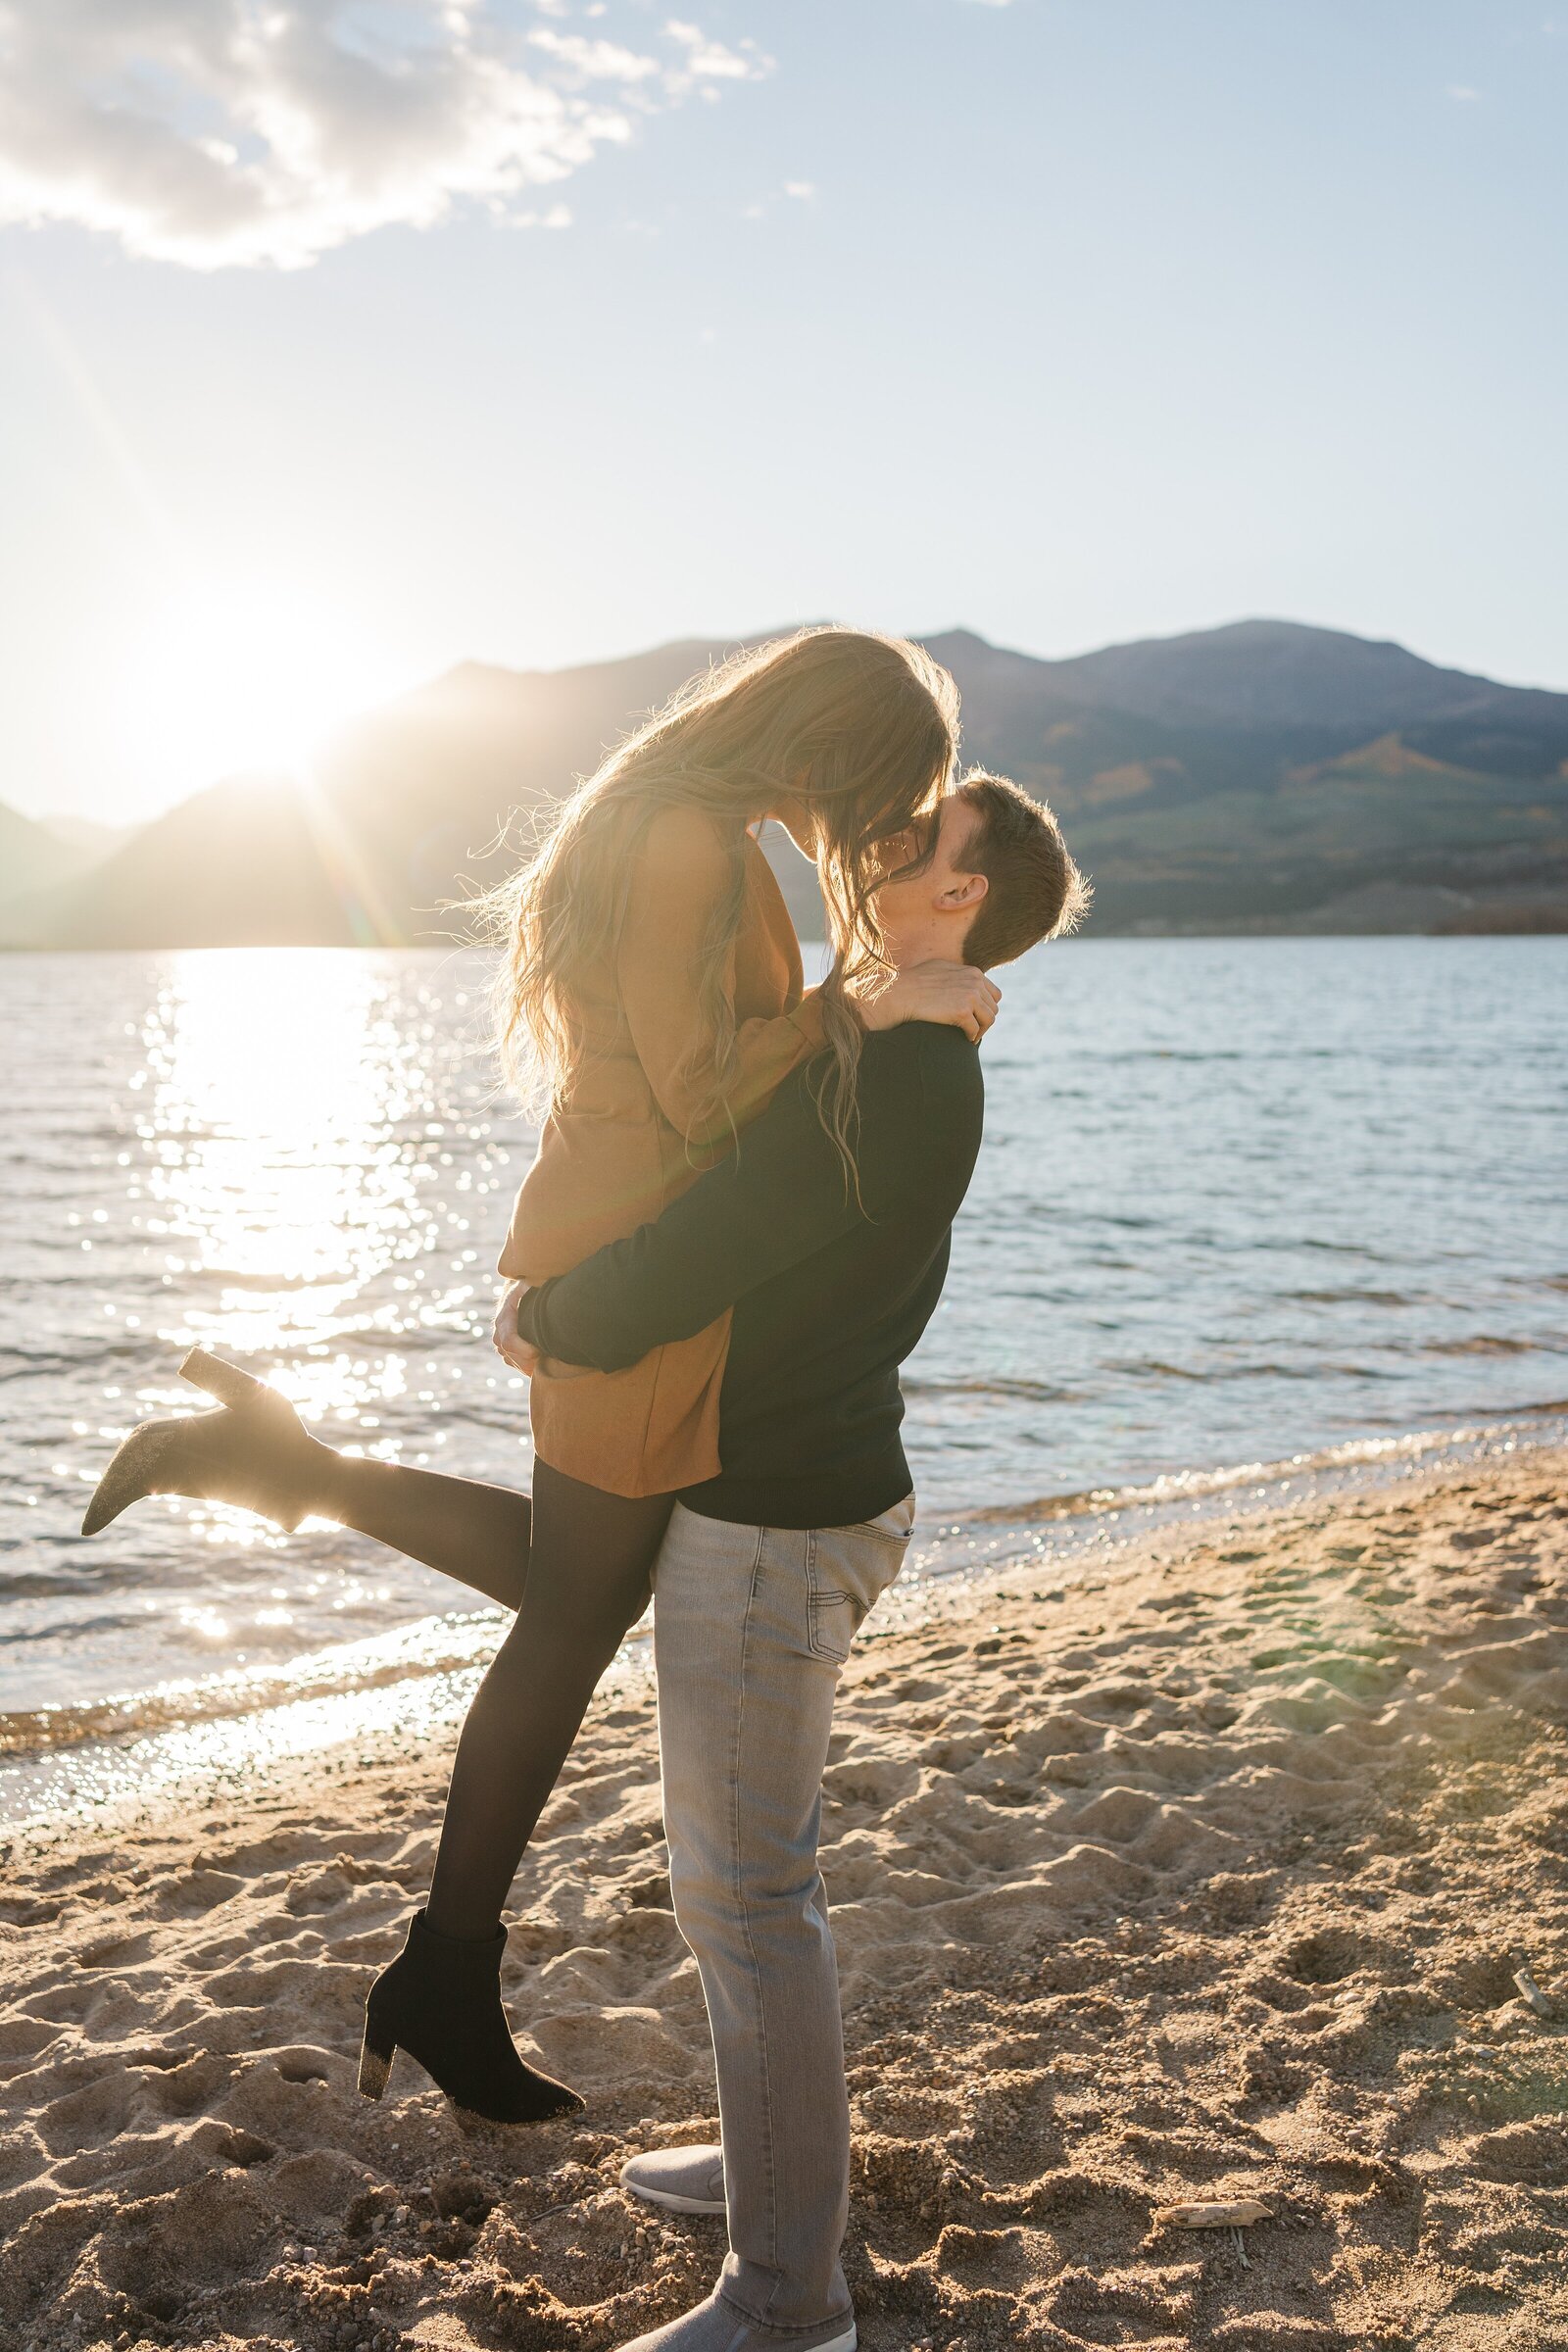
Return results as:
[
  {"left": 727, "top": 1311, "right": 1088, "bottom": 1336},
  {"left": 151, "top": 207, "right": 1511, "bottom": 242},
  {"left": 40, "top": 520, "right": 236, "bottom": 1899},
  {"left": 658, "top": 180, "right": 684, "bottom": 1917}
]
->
[{"left": 3, "top": 1448, "right": 1566, "bottom": 2352}]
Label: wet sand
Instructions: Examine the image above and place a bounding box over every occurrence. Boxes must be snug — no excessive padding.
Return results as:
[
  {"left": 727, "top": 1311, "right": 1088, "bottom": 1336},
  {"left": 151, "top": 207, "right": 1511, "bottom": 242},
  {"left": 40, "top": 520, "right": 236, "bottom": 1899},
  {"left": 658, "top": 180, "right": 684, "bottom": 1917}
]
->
[{"left": 3, "top": 1448, "right": 1566, "bottom": 2351}]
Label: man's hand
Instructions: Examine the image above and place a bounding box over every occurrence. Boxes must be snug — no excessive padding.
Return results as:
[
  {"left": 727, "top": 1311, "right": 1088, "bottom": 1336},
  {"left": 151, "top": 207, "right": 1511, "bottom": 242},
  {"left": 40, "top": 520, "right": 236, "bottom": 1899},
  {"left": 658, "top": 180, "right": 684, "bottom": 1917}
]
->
[
  {"left": 492, "top": 1280, "right": 540, "bottom": 1375},
  {"left": 858, "top": 961, "right": 1001, "bottom": 1044}
]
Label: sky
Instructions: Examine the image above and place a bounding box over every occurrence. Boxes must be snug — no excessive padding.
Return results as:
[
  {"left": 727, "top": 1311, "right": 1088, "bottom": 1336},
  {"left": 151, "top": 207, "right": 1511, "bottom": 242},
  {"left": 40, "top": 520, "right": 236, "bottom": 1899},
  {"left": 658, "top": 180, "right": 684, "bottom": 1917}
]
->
[{"left": 1, "top": 0, "right": 1563, "bottom": 826}]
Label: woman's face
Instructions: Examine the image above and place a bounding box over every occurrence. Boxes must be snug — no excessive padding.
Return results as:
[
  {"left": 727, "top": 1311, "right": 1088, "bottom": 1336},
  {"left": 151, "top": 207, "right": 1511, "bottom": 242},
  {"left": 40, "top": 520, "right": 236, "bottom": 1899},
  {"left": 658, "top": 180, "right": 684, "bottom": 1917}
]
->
[
  {"left": 769, "top": 777, "right": 940, "bottom": 875},
  {"left": 869, "top": 813, "right": 940, "bottom": 888}
]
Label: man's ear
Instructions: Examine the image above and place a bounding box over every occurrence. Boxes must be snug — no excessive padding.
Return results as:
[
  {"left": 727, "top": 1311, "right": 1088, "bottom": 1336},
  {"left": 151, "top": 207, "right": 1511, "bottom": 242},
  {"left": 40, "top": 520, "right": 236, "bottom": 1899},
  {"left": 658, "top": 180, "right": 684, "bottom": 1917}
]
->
[{"left": 936, "top": 871, "right": 989, "bottom": 911}]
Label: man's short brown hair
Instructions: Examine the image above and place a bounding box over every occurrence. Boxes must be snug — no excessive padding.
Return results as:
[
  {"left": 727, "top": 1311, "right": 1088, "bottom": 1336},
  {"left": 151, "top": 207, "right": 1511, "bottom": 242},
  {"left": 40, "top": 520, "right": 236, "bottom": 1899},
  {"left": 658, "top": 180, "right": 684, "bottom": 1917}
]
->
[{"left": 954, "top": 771, "right": 1090, "bottom": 969}]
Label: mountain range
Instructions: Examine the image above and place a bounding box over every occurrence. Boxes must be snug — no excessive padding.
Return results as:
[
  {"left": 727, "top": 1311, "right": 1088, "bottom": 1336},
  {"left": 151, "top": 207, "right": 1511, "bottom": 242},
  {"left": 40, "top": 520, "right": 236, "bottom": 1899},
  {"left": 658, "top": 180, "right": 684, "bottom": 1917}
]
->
[{"left": 4, "top": 619, "right": 1566, "bottom": 947}]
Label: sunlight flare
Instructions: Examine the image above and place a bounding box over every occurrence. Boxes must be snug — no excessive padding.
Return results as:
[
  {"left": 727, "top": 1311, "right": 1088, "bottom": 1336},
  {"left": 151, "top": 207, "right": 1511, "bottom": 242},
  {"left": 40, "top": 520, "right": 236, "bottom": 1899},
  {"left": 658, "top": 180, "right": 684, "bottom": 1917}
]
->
[{"left": 122, "top": 581, "right": 400, "bottom": 795}]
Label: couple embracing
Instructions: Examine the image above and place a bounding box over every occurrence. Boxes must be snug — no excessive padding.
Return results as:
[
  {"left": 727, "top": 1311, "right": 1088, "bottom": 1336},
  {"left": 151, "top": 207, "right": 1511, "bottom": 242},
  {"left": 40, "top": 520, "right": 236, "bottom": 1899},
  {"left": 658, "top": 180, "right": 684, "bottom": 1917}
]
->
[{"left": 85, "top": 626, "right": 1087, "bottom": 2352}]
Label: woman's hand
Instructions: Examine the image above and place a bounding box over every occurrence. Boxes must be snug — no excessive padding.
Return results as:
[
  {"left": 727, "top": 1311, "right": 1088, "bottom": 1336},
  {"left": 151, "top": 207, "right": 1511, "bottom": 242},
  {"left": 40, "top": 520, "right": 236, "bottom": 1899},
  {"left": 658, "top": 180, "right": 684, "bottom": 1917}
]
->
[
  {"left": 492, "top": 1280, "right": 540, "bottom": 1375},
  {"left": 858, "top": 961, "right": 1002, "bottom": 1044}
]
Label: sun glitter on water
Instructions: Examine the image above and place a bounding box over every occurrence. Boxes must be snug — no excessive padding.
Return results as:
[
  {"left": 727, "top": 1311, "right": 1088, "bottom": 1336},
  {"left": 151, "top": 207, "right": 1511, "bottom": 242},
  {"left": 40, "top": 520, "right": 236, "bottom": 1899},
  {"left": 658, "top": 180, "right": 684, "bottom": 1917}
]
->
[
  {"left": 123, "top": 949, "right": 483, "bottom": 1539},
  {"left": 138, "top": 950, "right": 423, "bottom": 1336}
]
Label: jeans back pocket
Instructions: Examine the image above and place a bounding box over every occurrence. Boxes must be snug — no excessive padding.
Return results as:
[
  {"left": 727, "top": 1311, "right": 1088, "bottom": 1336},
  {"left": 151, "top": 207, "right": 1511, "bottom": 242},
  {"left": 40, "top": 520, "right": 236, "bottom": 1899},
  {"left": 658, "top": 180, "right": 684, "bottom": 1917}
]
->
[{"left": 806, "top": 1497, "right": 915, "bottom": 1664}]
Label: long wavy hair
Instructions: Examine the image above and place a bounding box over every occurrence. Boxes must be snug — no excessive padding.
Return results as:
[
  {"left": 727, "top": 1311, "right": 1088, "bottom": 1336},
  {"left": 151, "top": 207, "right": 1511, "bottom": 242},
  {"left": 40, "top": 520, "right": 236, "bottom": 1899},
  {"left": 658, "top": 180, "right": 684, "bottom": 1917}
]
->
[{"left": 483, "top": 626, "right": 959, "bottom": 1170}]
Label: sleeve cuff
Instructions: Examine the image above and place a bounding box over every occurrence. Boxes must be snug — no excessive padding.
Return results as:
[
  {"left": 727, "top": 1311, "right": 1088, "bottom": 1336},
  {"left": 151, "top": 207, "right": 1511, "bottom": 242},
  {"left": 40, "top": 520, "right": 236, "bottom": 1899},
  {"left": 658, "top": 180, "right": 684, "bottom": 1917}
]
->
[
  {"left": 515, "top": 1283, "right": 548, "bottom": 1347},
  {"left": 788, "top": 989, "right": 831, "bottom": 1052}
]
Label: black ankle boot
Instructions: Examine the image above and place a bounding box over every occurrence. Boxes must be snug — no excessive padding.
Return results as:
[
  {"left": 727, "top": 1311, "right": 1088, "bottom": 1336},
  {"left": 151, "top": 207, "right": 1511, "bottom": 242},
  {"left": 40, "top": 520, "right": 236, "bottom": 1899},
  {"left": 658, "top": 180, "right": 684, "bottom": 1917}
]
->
[
  {"left": 81, "top": 1347, "right": 331, "bottom": 1537},
  {"left": 359, "top": 1910, "right": 582, "bottom": 2124}
]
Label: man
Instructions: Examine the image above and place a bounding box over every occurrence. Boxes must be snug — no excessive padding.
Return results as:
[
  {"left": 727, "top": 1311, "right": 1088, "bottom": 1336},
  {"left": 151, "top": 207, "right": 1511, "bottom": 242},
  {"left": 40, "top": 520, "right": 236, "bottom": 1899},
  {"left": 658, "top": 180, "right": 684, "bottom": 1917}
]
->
[{"left": 509, "top": 772, "right": 1087, "bottom": 2352}]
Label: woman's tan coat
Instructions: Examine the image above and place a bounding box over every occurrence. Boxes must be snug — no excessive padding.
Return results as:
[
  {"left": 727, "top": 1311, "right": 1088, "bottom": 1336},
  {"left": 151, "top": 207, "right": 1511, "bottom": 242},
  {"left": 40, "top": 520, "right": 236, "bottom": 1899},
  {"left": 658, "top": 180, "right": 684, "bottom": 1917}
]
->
[{"left": 499, "top": 808, "right": 826, "bottom": 1495}]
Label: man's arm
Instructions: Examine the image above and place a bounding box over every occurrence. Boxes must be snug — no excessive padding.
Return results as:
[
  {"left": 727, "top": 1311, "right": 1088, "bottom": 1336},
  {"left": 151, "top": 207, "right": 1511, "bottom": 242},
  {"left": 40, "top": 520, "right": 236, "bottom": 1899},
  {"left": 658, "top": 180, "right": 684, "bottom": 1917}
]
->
[{"left": 517, "top": 1024, "right": 982, "bottom": 1372}]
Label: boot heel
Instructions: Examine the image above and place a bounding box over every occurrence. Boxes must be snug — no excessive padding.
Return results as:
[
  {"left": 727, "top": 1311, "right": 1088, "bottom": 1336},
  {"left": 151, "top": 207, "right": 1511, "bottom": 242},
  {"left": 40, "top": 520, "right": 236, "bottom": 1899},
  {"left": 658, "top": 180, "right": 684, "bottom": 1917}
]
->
[
  {"left": 179, "top": 1347, "right": 272, "bottom": 1409},
  {"left": 359, "top": 2018, "right": 395, "bottom": 2101},
  {"left": 359, "top": 1910, "right": 583, "bottom": 2124}
]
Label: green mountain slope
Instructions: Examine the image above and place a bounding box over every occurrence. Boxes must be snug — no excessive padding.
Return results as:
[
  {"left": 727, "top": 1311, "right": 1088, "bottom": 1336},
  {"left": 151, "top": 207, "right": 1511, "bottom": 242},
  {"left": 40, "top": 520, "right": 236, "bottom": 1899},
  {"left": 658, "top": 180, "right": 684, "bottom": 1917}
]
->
[{"left": 6, "top": 622, "right": 1565, "bottom": 947}]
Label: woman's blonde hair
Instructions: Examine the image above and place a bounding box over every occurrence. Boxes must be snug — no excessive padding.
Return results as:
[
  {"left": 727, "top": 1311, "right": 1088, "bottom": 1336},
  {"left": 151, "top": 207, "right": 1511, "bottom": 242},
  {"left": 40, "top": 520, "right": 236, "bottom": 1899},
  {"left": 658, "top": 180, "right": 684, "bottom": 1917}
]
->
[{"left": 484, "top": 625, "right": 959, "bottom": 1170}]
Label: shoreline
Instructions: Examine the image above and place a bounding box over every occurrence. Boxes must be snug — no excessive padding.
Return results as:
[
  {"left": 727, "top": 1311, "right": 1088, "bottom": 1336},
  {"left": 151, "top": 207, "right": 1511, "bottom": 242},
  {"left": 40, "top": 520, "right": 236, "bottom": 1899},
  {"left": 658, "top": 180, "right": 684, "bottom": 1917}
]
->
[
  {"left": 3, "top": 1446, "right": 1566, "bottom": 2348},
  {"left": 7, "top": 1407, "right": 1566, "bottom": 1838}
]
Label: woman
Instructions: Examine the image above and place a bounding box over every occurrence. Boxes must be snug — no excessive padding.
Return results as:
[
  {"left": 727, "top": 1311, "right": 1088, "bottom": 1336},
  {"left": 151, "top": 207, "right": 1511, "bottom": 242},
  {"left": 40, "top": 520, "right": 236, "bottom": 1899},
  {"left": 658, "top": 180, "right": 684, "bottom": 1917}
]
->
[{"left": 83, "top": 627, "right": 999, "bottom": 2122}]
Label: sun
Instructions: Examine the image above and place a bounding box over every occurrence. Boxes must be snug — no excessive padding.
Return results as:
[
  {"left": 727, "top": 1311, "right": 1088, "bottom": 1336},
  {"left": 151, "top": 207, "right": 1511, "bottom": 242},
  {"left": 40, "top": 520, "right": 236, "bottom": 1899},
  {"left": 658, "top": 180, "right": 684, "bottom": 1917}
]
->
[{"left": 122, "top": 580, "right": 401, "bottom": 795}]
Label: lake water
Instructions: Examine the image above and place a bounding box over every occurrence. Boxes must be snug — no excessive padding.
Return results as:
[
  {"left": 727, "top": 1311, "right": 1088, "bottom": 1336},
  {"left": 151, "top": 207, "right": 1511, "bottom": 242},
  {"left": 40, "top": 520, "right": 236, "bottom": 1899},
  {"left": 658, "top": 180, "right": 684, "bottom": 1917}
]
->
[{"left": 2, "top": 940, "right": 1564, "bottom": 1823}]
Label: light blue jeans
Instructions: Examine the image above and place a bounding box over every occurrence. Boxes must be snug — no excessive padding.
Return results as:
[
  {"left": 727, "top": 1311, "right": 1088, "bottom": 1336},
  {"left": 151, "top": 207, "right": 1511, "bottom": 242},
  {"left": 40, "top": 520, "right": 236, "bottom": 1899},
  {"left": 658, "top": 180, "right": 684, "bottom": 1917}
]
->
[{"left": 652, "top": 1494, "right": 916, "bottom": 2331}]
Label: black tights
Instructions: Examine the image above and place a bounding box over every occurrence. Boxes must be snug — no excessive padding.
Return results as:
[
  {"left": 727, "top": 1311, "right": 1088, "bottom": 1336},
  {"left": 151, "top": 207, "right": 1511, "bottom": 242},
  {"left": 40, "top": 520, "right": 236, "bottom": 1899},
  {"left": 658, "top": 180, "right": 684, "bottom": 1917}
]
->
[{"left": 310, "top": 1446, "right": 672, "bottom": 1940}]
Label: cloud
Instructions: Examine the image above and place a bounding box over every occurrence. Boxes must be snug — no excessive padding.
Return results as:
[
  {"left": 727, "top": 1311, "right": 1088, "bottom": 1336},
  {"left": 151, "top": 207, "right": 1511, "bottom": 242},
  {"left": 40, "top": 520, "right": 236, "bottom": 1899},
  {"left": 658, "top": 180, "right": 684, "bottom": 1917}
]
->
[
  {"left": 528, "top": 29, "right": 660, "bottom": 84},
  {"left": 742, "top": 180, "right": 814, "bottom": 220},
  {"left": 662, "top": 20, "right": 767, "bottom": 82},
  {"left": 0, "top": 3, "right": 771, "bottom": 270}
]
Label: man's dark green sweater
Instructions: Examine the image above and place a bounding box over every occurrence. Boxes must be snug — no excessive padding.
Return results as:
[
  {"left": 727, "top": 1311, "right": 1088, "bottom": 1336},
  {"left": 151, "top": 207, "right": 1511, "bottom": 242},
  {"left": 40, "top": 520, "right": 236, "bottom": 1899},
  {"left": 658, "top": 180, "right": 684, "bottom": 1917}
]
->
[{"left": 515, "top": 1021, "right": 984, "bottom": 1529}]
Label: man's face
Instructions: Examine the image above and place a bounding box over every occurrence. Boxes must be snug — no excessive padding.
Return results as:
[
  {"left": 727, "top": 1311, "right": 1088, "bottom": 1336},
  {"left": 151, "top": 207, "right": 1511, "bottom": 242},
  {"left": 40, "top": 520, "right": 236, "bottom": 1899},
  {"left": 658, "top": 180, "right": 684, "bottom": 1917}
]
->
[{"left": 872, "top": 796, "right": 985, "bottom": 961}]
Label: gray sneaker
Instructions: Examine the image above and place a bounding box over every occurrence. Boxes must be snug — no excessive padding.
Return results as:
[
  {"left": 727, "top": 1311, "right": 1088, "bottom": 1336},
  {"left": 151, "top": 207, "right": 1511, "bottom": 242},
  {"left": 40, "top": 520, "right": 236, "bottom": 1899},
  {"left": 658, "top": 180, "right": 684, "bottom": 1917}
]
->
[
  {"left": 612, "top": 2289, "right": 856, "bottom": 2351},
  {"left": 618, "top": 2142, "right": 726, "bottom": 2216}
]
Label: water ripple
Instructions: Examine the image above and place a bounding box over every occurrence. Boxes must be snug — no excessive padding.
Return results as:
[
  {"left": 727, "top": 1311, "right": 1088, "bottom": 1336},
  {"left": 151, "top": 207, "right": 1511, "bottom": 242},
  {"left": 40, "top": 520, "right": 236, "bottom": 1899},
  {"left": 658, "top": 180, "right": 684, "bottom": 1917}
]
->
[{"left": 1, "top": 937, "right": 1564, "bottom": 1755}]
